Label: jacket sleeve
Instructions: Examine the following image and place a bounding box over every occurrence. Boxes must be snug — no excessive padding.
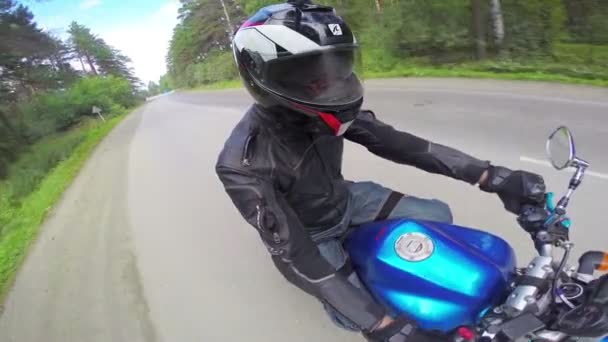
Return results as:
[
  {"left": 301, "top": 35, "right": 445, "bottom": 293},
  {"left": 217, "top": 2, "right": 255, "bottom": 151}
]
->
[
  {"left": 344, "top": 110, "right": 490, "bottom": 185},
  {"left": 215, "top": 165, "right": 386, "bottom": 331}
]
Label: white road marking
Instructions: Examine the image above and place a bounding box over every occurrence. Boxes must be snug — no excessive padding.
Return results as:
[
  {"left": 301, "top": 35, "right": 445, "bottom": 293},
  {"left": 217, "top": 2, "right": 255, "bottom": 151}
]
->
[{"left": 520, "top": 156, "right": 608, "bottom": 180}]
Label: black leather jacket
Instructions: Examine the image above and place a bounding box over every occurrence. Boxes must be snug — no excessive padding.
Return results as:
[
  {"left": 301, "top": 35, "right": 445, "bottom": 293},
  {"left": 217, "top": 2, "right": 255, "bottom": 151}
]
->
[{"left": 216, "top": 105, "right": 490, "bottom": 331}]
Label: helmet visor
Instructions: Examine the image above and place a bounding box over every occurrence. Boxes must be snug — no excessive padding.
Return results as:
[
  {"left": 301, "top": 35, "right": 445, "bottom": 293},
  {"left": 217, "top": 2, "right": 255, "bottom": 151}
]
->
[{"left": 264, "top": 47, "right": 363, "bottom": 107}]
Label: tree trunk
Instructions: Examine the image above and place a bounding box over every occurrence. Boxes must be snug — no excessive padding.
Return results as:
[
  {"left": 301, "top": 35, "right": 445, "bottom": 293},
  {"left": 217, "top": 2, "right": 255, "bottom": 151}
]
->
[
  {"left": 218, "top": 0, "right": 233, "bottom": 41},
  {"left": 84, "top": 54, "right": 98, "bottom": 75},
  {"left": 78, "top": 55, "right": 87, "bottom": 72},
  {"left": 374, "top": 0, "right": 382, "bottom": 13},
  {"left": 490, "top": 0, "right": 505, "bottom": 47},
  {"left": 471, "top": 0, "right": 487, "bottom": 59}
]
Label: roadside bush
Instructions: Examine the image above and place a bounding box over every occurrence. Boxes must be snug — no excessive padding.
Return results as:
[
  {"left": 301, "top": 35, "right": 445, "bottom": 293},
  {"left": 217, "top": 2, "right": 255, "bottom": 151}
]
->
[
  {"left": 187, "top": 51, "right": 238, "bottom": 86},
  {"left": 3, "top": 124, "right": 87, "bottom": 202},
  {"left": 501, "top": 0, "right": 565, "bottom": 56},
  {"left": 0, "top": 116, "right": 22, "bottom": 179},
  {"left": 20, "top": 76, "right": 135, "bottom": 140}
]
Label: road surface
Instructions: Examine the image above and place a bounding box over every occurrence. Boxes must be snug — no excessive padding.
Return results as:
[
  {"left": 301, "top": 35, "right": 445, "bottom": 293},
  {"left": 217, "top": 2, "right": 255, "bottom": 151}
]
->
[{"left": 0, "top": 78, "right": 607, "bottom": 342}]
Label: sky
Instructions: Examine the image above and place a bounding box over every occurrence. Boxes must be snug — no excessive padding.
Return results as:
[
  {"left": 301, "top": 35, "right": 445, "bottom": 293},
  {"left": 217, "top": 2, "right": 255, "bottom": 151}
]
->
[{"left": 29, "top": 0, "right": 181, "bottom": 84}]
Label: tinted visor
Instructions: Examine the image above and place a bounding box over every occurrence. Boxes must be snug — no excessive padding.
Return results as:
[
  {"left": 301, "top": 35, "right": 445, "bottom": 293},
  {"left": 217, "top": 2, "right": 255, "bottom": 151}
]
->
[{"left": 264, "top": 47, "right": 363, "bottom": 106}]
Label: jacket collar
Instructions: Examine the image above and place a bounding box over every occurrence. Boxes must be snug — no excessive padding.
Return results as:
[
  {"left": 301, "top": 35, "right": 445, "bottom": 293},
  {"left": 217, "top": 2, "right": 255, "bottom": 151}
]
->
[{"left": 252, "top": 104, "right": 327, "bottom": 136}]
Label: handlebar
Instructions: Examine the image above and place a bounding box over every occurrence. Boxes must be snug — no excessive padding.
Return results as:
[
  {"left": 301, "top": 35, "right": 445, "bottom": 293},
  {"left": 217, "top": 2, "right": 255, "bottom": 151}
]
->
[{"left": 518, "top": 193, "right": 570, "bottom": 251}]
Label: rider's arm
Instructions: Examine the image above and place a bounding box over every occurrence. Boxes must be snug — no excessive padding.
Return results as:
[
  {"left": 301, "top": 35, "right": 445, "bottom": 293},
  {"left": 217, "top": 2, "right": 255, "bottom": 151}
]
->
[
  {"left": 215, "top": 165, "right": 387, "bottom": 332},
  {"left": 344, "top": 110, "right": 490, "bottom": 185}
]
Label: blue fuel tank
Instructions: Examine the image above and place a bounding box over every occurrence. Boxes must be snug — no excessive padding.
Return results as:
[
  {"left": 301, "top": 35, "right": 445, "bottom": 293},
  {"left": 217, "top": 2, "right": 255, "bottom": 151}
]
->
[{"left": 344, "top": 219, "right": 517, "bottom": 332}]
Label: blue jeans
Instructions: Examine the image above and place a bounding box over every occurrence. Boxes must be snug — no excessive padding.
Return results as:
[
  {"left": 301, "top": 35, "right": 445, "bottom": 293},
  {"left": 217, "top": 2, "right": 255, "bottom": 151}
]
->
[{"left": 316, "top": 181, "right": 453, "bottom": 332}]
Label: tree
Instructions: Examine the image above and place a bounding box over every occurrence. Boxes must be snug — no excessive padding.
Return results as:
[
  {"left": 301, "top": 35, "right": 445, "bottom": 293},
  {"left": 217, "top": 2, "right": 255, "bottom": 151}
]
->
[
  {"left": 167, "top": 0, "right": 245, "bottom": 87},
  {"left": 147, "top": 81, "right": 161, "bottom": 96},
  {"left": 218, "top": 0, "right": 235, "bottom": 41},
  {"left": 167, "top": 0, "right": 605, "bottom": 87},
  {"left": 374, "top": 0, "right": 382, "bottom": 13},
  {"left": 0, "top": 1, "right": 141, "bottom": 180},
  {"left": 67, "top": 21, "right": 140, "bottom": 89},
  {"left": 471, "top": 0, "right": 486, "bottom": 59},
  {"left": 490, "top": 0, "right": 505, "bottom": 47},
  {"left": 1, "top": 0, "right": 74, "bottom": 102},
  {"left": 93, "top": 41, "right": 140, "bottom": 88},
  {"left": 159, "top": 74, "right": 173, "bottom": 93},
  {"left": 563, "top": 0, "right": 608, "bottom": 44},
  {"left": 0, "top": 0, "right": 78, "bottom": 175},
  {"left": 68, "top": 22, "right": 99, "bottom": 74}
]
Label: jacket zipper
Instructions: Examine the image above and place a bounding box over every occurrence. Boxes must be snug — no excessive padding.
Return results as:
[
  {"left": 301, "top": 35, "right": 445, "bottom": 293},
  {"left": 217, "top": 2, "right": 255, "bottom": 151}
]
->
[
  {"left": 255, "top": 203, "right": 281, "bottom": 244},
  {"left": 242, "top": 133, "right": 257, "bottom": 166},
  {"left": 310, "top": 136, "right": 335, "bottom": 200}
]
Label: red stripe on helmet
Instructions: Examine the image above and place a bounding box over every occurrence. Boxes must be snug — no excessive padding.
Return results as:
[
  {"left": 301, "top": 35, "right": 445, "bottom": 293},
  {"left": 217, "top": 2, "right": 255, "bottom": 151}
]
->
[
  {"left": 318, "top": 112, "right": 341, "bottom": 135},
  {"left": 240, "top": 20, "right": 264, "bottom": 29}
]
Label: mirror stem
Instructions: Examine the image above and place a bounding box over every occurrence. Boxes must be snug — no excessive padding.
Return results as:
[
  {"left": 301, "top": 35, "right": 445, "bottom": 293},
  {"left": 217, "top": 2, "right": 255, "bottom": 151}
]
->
[{"left": 556, "top": 162, "right": 588, "bottom": 213}]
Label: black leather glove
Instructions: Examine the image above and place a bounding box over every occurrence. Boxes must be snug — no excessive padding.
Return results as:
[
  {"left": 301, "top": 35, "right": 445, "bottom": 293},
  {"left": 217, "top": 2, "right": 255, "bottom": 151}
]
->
[
  {"left": 364, "top": 316, "right": 445, "bottom": 342},
  {"left": 480, "top": 166, "right": 546, "bottom": 215}
]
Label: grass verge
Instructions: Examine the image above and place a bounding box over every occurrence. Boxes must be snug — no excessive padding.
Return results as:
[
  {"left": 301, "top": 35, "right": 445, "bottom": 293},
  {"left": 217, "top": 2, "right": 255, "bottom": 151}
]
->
[
  {"left": 0, "top": 111, "right": 129, "bottom": 301},
  {"left": 186, "top": 66, "right": 608, "bottom": 91},
  {"left": 365, "top": 65, "right": 608, "bottom": 87}
]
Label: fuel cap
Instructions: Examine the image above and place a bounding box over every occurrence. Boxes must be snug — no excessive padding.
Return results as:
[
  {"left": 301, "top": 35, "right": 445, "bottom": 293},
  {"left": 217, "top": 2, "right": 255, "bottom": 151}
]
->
[{"left": 394, "top": 232, "right": 434, "bottom": 262}]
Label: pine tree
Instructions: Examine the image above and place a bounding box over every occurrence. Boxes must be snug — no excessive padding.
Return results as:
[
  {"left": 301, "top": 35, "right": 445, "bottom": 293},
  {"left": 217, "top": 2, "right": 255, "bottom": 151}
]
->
[{"left": 67, "top": 21, "right": 140, "bottom": 88}]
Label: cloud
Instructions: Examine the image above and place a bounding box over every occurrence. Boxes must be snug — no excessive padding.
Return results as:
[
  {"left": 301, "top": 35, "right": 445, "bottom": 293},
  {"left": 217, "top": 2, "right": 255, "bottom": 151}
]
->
[
  {"left": 80, "top": 0, "right": 102, "bottom": 10},
  {"left": 100, "top": 0, "right": 180, "bottom": 85}
]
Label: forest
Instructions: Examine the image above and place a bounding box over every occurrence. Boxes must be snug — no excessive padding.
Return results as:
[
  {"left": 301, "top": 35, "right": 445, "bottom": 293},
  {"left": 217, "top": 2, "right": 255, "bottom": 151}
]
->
[
  {"left": 0, "top": 0, "right": 145, "bottom": 240},
  {"left": 165, "top": 0, "right": 608, "bottom": 89}
]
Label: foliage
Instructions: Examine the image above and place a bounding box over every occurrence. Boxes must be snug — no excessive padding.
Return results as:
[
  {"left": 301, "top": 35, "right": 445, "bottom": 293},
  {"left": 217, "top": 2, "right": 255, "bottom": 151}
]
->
[
  {"left": 185, "top": 51, "right": 238, "bottom": 86},
  {"left": 159, "top": 74, "right": 174, "bottom": 92},
  {"left": 167, "top": 0, "right": 608, "bottom": 88},
  {"left": 19, "top": 76, "right": 134, "bottom": 141},
  {"left": 0, "top": 0, "right": 77, "bottom": 104},
  {"left": 191, "top": 79, "right": 243, "bottom": 90},
  {"left": 167, "top": 0, "right": 244, "bottom": 87},
  {"left": 0, "top": 0, "right": 140, "bottom": 299},
  {"left": 0, "top": 112, "right": 128, "bottom": 300},
  {"left": 68, "top": 22, "right": 140, "bottom": 89},
  {"left": 563, "top": 0, "right": 608, "bottom": 44},
  {"left": 147, "top": 81, "right": 161, "bottom": 97},
  {"left": 0, "top": 0, "right": 139, "bottom": 180},
  {"left": 499, "top": 0, "right": 565, "bottom": 56},
  {"left": 365, "top": 60, "right": 608, "bottom": 87},
  {"left": 2, "top": 125, "right": 86, "bottom": 202}
]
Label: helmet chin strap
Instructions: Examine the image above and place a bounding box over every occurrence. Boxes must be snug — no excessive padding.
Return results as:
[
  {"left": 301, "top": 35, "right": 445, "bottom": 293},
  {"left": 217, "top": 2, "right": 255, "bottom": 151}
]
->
[{"left": 287, "top": 101, "right": 353, "bottom": 136}]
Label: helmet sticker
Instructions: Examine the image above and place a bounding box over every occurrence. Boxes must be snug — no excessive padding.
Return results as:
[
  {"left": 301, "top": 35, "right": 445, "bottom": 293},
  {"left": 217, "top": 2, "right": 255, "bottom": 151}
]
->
[{"left": 328, "top": 24, "right": 343, "bottom": 36}]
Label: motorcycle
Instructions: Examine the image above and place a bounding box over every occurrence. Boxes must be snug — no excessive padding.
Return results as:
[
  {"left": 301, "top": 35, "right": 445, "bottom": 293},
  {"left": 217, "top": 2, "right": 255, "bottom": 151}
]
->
[{"left": 344, "top": 126, "right": 608, "bottom": 341}]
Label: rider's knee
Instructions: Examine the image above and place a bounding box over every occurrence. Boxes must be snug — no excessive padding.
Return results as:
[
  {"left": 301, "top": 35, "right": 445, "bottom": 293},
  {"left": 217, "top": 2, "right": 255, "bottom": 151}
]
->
[{"left": 428, "top": 199, "right": 453, "bottom": 224}]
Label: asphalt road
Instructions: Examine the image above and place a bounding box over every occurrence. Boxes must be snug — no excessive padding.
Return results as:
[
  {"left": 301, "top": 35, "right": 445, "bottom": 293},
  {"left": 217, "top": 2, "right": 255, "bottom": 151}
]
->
[{"left": 0, "top": 78, "right": 607, "bottom": 342}]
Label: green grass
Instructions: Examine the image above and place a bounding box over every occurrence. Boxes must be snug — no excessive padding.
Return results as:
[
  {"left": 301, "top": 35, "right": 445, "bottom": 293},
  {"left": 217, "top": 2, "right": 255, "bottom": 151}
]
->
[
  {"left": 186, "top": 63, "right": 608, "bottom": 91},
  {"left": 187, "top": 66, "right": 608, "bottom": 90},
  {"left": 365, "top": 64, "right": 608, "bottom": 87},
  {"left": 0, "top": 111, "right": 129, "bottom": 300},
  {"left": 3, "top": 127, "right": 87, "bottom": 203},
  {"left": 361, "top": 43, "right": 608, "bottom": 87}
]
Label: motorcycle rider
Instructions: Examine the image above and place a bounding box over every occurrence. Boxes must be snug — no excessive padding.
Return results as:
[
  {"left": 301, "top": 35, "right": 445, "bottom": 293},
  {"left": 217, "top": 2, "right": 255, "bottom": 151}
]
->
[{"left": 216, "top": 1, "right": 546, "bottom": 341}]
